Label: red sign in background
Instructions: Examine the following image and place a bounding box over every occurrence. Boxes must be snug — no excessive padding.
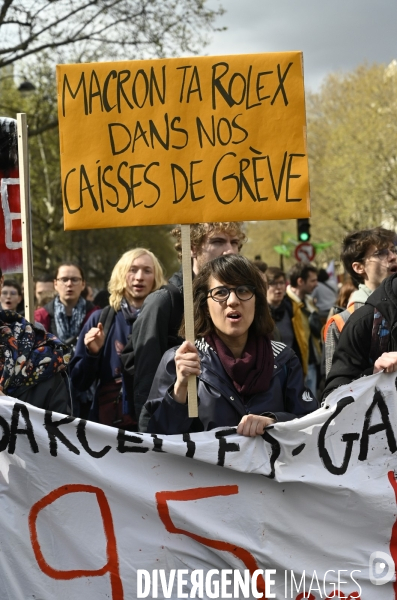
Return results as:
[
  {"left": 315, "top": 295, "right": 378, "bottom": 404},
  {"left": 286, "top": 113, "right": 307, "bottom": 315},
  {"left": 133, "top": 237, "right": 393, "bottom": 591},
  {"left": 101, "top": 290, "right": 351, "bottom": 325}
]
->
[
  {"left": 0, "top": 118, "right": 23, "bottom": 274},
  {"left": 294, "top": 241, "right": 316, "bottom": 262}
]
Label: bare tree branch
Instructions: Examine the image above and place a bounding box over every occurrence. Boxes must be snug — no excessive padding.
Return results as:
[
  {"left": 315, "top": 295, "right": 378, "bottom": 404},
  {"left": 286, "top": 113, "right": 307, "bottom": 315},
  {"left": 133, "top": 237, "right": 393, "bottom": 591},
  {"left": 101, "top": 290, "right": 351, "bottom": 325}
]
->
[{"left": 0, "top": 0, "right": 225, "bottom": 67}]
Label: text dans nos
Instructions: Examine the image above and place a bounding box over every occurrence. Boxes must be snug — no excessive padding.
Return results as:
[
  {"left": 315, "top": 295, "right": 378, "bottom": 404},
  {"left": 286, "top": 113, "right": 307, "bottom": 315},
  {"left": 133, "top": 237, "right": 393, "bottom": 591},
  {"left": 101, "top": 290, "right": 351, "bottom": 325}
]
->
[
  {"left": 107, "top": 113, "right": 249, "bottom": 154},
  {"left": 63, "top": 151, "right": 305, "bottom": 214}
]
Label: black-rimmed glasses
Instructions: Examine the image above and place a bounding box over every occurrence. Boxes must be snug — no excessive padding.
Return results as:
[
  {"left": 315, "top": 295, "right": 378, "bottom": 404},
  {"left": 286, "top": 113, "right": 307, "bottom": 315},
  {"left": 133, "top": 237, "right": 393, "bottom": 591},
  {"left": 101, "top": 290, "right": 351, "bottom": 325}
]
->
[{"left": 207, "top": 285, "right": 255, "bottom": 302}]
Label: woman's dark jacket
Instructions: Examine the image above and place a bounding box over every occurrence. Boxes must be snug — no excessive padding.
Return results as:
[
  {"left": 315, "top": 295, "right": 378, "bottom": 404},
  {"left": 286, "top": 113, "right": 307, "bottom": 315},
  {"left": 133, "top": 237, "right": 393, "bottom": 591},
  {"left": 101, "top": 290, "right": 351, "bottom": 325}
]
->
[{"left": 140, "top": 338, "right": 318, "bottom": 434}]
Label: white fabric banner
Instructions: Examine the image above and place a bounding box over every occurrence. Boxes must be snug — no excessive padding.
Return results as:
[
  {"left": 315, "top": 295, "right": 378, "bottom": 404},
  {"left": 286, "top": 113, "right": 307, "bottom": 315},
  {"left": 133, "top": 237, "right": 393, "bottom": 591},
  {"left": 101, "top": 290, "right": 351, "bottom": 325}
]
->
[{"left": 0, "top": 371, "right": 397, "bottom": 599}]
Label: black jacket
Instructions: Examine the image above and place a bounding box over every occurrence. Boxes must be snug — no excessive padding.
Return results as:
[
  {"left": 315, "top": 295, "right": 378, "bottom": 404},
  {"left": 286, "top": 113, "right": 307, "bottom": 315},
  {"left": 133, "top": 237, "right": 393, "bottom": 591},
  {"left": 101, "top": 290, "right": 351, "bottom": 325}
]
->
[
  {"left": 269, "top": 296, "right": 303, "bottom": 363},
  {"left": 140, "top": 339, "right": 318, "bottom": 434},
  {"left": 323, "top": 273, "right": 397, "bottom": 397},
  {"left": 11, "top": 372, "right": 71, "bottom": 415},
  {"left": 123, "top": 269, "right": 184, "bottom": 420}
]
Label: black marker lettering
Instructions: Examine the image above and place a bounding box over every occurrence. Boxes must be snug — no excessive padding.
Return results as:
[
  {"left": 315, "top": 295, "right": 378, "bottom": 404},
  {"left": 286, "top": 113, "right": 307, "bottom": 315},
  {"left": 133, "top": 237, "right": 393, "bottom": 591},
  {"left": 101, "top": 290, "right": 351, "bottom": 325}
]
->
[
  {"left": 149, "top": 114, "right": 170, "bottom": 150},
  {"left": 217, "top": 117, "right": 232, "bottom": 146},
  {"left": 8, "top": 403, "right": 38, "bottom": 455},
  {"left": 215, "top": 429, "right": 240, "bottom": 467},
  {"left": 286, "top": 153, "right": 305, "bottom": 202},
  {"left": 212, "top": 152, "right": 239, "bottom": 205},
  {"left": 212, "top": 62, "right": 235, "bottom": 110},
  {"left": 262, "top": 430, "right": 281, "bottom": 479},
  {"left": 44, "top": 412, "right": 79, "bottom": 457},
  {"left": 108, "top": 123, "right": 132, "bottom": 155},
  {"left": 196, "top": 116, "right": 216, "bottom": 148},
  {"left": 62, "top": 72, "right": 88, "bottom": 117},
  {"left": 143, "top": 162, "right": 161, "bottom": 208},
  {"left": 88, "top": 70, "right": 104, "bottom": 114},
  {"left": 170, "top": 117, "right": 188, "bottom": 149},
  {"left": 131, "top": 69, "right": 149, "bottom": 108},
  {"left": 80, "top": 165, "right": 99, "bottom": 211},
  {"left": 64, "top": 168, "right": 80, "bottom": 214},
  {"left": 149, "top": 66, "right": 166, "bottom": 105},
  {"left": 271, "top": 62, "right": 293, "bottom": 106},
  {"left": 116, "top": 161, "right": 132, "bottom": 212},
  {"left": 190, "top": 160, "right": 204, "bottom": 201},
  {"left": 151, "top": 434, "right": 165, "bottom": 453},
  {"left": 268, "top": 151, "right": 288, "bottom": 200},
  {"left": 359, "top": 388, "right": 397, "bottom": 461},
  {"left": 102, "top": 165, "right": 119, "bottom": 207},
  {"left": 318, "top": 397, "right": 359, "bottom": 475},
  {"left": 252, "top": 156, "right": 268, "bottom": 201},
  {"left": 129, "top": 164, "right": 145, "bottom": 208},
  {"left": 117, "top": 430, "right": 148, "bottom": 453},
  {"left": 103, "top": 70, "right": 117, "bottom": 112},
  {"left": 117, "top": 70, "right": 133, "bottom": 112},
  {"left": 239, "top": 158, "right": 256, "bottom": 202},
  {"left": 171, "top": 163, "right": 188, "bottom": 204},
  {"left": 183, "top": 433, "right": 196, "bottom": 458},
  {"left": 0, "top": 415, "right": 10, "bottom": 452},
  {"left": 76, "top": 420, "right": 111, "bottom": 458}
]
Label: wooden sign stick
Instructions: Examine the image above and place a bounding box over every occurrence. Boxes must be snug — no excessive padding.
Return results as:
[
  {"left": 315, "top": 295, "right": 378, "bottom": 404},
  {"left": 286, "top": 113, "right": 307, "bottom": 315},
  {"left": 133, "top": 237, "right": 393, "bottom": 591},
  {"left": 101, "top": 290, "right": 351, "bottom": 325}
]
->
[
  {"left": 180, "top": 224, "right": 199, "bottom": 418},
  {"left": 17, "top": 113, "right": 35, "bottom": 323}
]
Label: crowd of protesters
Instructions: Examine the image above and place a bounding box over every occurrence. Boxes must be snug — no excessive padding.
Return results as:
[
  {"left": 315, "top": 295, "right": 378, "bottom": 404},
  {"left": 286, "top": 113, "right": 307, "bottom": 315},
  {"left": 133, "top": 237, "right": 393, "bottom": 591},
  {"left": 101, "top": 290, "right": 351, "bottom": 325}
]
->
[{"left": 1, "top": 223, "right": 397, "bottom": 437}]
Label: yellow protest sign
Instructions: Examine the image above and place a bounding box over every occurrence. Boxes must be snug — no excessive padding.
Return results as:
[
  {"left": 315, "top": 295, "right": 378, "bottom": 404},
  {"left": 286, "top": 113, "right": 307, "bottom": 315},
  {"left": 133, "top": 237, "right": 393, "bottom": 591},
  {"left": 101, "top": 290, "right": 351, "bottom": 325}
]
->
[{"left": 57, "top": 53, "right": 310, "bottom": 230}]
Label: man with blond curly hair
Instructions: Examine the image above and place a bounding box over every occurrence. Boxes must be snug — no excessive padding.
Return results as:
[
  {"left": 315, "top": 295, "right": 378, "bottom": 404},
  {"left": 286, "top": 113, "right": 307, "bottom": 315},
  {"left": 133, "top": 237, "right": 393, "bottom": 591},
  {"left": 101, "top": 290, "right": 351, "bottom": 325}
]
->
[{"left": 124, "top": 222, "right": 246, "bottom": 423}]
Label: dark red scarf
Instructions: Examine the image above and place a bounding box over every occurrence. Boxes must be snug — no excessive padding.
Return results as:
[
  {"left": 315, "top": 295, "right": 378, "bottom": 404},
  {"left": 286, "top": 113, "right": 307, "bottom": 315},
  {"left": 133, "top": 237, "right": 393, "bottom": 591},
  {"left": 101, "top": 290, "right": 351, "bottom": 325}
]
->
[{"left": 205, "top": 330, "right": 274, "bottom": 399}]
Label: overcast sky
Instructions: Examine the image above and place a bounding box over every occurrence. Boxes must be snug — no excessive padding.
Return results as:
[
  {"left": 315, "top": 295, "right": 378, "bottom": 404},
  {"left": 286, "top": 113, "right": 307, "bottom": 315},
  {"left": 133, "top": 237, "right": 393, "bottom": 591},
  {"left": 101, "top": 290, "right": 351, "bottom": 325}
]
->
[{"left": 204, "top": 0, "right": 397, "bottom": 91}]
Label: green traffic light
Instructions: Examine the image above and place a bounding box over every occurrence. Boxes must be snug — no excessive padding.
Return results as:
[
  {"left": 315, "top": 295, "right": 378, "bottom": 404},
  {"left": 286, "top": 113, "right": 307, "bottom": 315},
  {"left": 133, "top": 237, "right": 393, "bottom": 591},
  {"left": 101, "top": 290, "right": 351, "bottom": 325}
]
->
[{"left": 300, "top": 233, "right": 309, "bottom": 242}]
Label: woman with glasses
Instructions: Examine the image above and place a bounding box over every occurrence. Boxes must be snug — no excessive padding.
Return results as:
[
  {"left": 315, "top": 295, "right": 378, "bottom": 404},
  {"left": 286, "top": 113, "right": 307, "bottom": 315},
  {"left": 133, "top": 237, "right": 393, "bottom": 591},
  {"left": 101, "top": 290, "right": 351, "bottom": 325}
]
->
[{"left": 140, "top": 254, "right": 318, "bottom": 436}]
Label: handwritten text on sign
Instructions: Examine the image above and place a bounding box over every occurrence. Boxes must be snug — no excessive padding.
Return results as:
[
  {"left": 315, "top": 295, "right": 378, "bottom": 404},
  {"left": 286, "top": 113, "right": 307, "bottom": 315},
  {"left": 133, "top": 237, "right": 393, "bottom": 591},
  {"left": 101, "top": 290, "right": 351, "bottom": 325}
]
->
[
  {"left": 57, "top": 53, "right": 310, "bottom": 230},
  {"left": 1, "top": 371, "right": 397, "bottom": 597}
]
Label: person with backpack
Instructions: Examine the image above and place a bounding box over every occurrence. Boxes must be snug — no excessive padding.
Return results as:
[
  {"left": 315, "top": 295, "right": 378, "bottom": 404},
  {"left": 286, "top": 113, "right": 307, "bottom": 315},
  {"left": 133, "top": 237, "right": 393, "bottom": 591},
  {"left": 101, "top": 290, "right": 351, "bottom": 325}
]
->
[
  {"left": 323, "top": 270, "right": 397, "bottom": 397},
  {"left": 69, "top": 248, "right": 164, "bottom": 429},
  {"left": 323, "top": 227, "right": 397, "bottom": 377}
]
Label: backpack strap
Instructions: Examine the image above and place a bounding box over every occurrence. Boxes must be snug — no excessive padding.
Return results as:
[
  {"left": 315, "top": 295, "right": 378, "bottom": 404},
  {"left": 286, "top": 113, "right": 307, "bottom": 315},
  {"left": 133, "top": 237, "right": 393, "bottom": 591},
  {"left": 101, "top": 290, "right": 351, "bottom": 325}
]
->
[
  {"left": 98, "top": 305, "right": 116, "bottom": 340},
  {"left": 323, "top": 304, "right": 355, "bottom": 341},
  {"left": 161, "top": 283, "right": 184, "bottom": 337}
]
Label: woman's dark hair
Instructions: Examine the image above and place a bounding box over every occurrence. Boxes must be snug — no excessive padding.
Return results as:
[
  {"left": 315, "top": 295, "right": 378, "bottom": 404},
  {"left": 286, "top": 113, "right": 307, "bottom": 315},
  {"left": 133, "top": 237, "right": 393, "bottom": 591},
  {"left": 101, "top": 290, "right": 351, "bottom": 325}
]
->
[
  {"left": 54, "top": 263, "right": 85, "bottom": 281},
  {"left": 2, "top": 279, "right": 22, "bottom": 295},
  {"left": 179, "top": 254, "right": 273, "bottom": 338}
]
